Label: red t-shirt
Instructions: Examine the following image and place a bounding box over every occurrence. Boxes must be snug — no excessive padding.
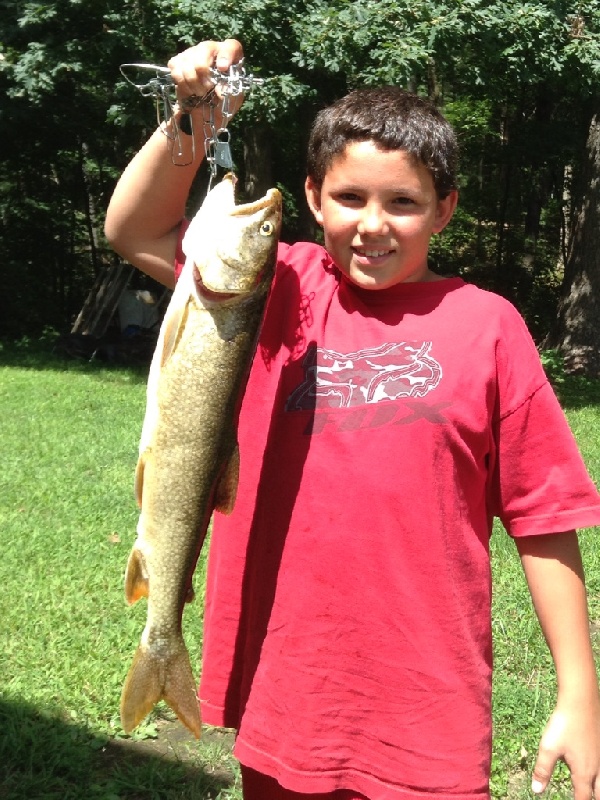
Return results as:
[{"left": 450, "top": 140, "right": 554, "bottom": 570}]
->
[{"left": 178, "top": 240, "right": 600, "bottom": 799}]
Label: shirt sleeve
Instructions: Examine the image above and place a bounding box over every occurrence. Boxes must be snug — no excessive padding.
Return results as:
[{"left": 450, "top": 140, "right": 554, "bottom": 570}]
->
[
  {"left": 492, "top": 380, "right": 600, "bottom": 536},
  {"left": 484, "top": 301, "right": 600, "bottom": 535}
]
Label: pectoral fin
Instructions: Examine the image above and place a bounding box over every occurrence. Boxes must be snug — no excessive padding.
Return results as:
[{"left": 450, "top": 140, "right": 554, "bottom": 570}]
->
[
  {"left": 124, "top": 547, "right": 149, "bottom": 604},
  {"left": 213, "top": 445, "right": 240, "bottom": 515},
  {"left": 159, "top": 298, "right": 190, "bottom": 367}
]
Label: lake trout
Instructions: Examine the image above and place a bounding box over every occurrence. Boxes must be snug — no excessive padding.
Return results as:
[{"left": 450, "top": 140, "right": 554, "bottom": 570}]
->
[{"left": 120, "top": 174, "right": 282, "bottom": 738}]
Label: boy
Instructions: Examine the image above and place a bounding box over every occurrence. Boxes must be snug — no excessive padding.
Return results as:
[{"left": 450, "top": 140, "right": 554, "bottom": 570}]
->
[{"left": 105, "top": 39, "right": 600, "bottom": 800}]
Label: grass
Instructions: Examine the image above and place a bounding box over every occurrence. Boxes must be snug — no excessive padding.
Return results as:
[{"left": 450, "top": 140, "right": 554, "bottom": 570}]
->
[
  {"left": 0, "top": 336, "right": 598, "bottom": 799},
  {"left": 0, "top": 337, "right": 240, "bottom": 799}
]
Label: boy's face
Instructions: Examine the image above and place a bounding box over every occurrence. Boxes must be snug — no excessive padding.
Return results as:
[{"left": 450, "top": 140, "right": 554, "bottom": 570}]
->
[{"left": 305, "top": 140, "right": 457, "bottom": 289}]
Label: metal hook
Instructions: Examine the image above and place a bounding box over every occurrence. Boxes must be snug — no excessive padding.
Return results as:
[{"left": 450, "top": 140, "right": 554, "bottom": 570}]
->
[{"left": 119, "top": 59, "right": 265, "bottom": 178}]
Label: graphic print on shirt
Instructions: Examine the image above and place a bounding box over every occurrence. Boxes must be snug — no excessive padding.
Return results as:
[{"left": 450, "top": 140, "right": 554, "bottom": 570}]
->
[{"left": 285, "top": 341, "right": 442, "bottom": 411}]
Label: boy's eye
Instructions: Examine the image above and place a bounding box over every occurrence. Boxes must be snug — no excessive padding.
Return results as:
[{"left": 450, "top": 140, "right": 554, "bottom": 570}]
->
[
  {"left": 393, "top": 196, "right": 416, "bottom": 206},
  {"left": 335, "top": 192, "right": 363, "bottom": 203}
]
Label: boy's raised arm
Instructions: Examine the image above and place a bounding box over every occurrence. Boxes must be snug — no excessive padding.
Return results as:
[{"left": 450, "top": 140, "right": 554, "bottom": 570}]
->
[
  {"left": 104, "top": 39, "right": 244, "bottom": 288},
  {"left": 516, "top": 531, "right": 600, "bottom": 800}
]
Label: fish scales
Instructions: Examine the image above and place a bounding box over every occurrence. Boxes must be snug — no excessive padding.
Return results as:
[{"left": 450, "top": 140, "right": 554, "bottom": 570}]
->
[{"left": 120, "top": 174, "right": 282, "bottom": 738}]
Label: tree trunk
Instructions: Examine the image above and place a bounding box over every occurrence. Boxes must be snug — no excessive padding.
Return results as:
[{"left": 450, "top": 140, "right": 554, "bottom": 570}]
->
[
  {"left": 79, "top": 140, "right": 100, "bottom": 275},
  {"left": 242, "top": 123, "right": 274, "bottom": 201},
  {"left": 548, "top": 111, "right": 600, "bottom": 377}
]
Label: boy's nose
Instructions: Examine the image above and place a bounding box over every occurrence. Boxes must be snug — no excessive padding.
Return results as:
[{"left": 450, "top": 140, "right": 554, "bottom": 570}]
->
[{"left": 357, "top": 204, "right": 388, "bottom": 236}]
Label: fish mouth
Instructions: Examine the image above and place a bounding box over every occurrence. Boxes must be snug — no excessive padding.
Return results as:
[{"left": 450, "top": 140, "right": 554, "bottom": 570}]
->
[
  {"left": 217, "top": 173, "right": 281, "bottom": 217},
  {"left": 193, "top": 267, "right": 241, "bottom": 302},
  {"left": 230, "top": 187, "right": 282, "bottom": 217}
]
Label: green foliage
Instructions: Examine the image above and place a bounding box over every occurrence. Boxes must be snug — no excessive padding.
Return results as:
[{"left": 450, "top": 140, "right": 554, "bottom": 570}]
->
[
  {"left": 291, "top": 0, "right": 600, "bottom": 90},
  {"left": 541, "top": 349, "right": 600, "bottom": 410},
  {"left": 1, "top": 0, "right": 599, "bottom": 338}
]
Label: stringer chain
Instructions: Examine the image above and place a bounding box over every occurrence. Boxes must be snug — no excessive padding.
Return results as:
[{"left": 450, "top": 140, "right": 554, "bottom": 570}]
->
[{"left": 119, "top": 60, "right": 263, "bottom": 188}]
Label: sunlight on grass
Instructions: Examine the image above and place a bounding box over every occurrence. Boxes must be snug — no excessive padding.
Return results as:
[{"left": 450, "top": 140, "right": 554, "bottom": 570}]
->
[
  {"left": 0, "top": 345, "right": 232, "bottom": 799},
  {"left": 0, "top": 341, "right": 598, "bottom": 799},
  {"left": 1, "top": 363, "right": 145, "bottom": 719}
]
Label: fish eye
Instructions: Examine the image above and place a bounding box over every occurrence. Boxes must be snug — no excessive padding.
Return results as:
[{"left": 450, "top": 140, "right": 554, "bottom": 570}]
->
[{"left": 259, "top": 221, "right": 274, "bottom": 236}]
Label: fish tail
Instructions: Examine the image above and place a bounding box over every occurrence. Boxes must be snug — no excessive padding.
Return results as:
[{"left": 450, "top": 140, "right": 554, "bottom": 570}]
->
[{"left": 120, "top": 639, "right": 201, "bottom": 738}]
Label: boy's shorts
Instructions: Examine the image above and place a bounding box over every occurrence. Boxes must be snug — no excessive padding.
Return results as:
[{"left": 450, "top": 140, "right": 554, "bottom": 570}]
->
[{"left": 241, "top": 766, "right": 369, "bottom": 799}]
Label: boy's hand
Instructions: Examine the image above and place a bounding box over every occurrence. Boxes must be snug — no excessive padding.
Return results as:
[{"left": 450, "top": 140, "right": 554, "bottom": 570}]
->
[
  {"left": 532, "top": 701, "right": 600, "bottom": 799},
  {"left": 167, "top": 39, "right": 245, "bottom": 120},
  {"left": 516, "top": 532, "right": 600, "bottom": 799}
]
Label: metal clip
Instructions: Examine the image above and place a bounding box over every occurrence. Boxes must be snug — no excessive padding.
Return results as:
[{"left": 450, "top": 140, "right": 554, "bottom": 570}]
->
[
  {"left": 119, "top": 59, "right": 265, "bottom": 183},
  {"left": 214, "top": 131, "right": 234, "bottom": 169}
]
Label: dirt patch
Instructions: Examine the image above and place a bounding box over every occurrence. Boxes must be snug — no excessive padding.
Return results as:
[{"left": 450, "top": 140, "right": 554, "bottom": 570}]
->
[
  {"left": 106, "top": 719, "right": 234, "bottom": 768},
  {"left": 505, "top": 769, "right": 528, "bottom": 799},
  {"left": 97, "top": 714, "right": 238, "bottom": 795}
]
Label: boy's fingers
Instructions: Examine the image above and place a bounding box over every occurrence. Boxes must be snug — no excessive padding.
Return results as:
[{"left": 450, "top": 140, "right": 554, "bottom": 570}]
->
[
  {"left": 531, "top": 748, "right": 558, "bottom": 795},
  {"left": 571, "top": 773, "right": 596, "bottom": 800},
  {"left": 168, "top": 41, "right": 220, "bottom": 96},
  {"left": 531, "top": 776, "right": 549, "bottom": 795},
  {"left": 215, "top": 38, "right": 244, "bottom": 71},
  {"left": 571, "top": 765, "right": 600, "bottom": 800},
  {"left": 168, "top": 39, "right": 244, "bottom": 98}
]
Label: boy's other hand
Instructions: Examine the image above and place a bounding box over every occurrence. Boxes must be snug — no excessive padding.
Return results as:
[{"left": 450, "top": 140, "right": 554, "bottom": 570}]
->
[{"left": 532, "top": 703, "right": 600, "bottom": 799}]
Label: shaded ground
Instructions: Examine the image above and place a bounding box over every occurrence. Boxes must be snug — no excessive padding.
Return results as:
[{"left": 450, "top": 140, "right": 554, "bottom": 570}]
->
[
  {"left": 103, "top": 718, "right": 236, "bottom": 778},
  {"left": 97, "top": 715, "right": 240, "bottom": 798},
  {"left": 0, "top": 697, "right": 239, "bottom": 800}
]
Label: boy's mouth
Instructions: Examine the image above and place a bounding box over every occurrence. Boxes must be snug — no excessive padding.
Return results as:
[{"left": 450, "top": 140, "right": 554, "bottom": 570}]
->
[{"left": 352, "top": 246, "right": 395, "bottom": 262}]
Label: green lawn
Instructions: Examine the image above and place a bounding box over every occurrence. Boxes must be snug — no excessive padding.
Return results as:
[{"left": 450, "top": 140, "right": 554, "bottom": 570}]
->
[{"left": 0, "top": 338, "right": 598, "bottom": 799}]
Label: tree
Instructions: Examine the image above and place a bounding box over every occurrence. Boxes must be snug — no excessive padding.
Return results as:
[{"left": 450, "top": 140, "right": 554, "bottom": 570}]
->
[
  {"left": 291, "top": 0, "right": 600, "bottom": 340},
  {"left": 547, "top": 110, "right": 600, "bottom": 376},
  {"left": 0, "top": 0, "right": 185, "bottom": 336},
  {"left": 0, "top": 0, "right": 599, "bottom": 346}
]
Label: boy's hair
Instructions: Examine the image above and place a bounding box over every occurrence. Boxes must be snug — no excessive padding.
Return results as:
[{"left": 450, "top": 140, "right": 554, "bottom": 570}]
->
[{"left": 307, "top": 87, "right": 458, "bottom": 198}]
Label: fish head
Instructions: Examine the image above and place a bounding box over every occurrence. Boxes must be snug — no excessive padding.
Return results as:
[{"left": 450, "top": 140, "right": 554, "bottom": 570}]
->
[{"left": 182, "top": 174, "right": 282, "bottom": 301}]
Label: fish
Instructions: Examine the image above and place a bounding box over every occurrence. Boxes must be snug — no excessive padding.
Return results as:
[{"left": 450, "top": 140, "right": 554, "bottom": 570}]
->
[{"left": 120, "top": 174, "right": 282, "bottom": 738}]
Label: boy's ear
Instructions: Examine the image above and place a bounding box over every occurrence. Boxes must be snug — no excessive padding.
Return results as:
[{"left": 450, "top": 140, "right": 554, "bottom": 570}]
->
[
  {"left": 433, "top": 190, "right": 459, "bottom": 234},
  {"left": 305, "top": 177, "right": 324, "bottom": 226}
]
